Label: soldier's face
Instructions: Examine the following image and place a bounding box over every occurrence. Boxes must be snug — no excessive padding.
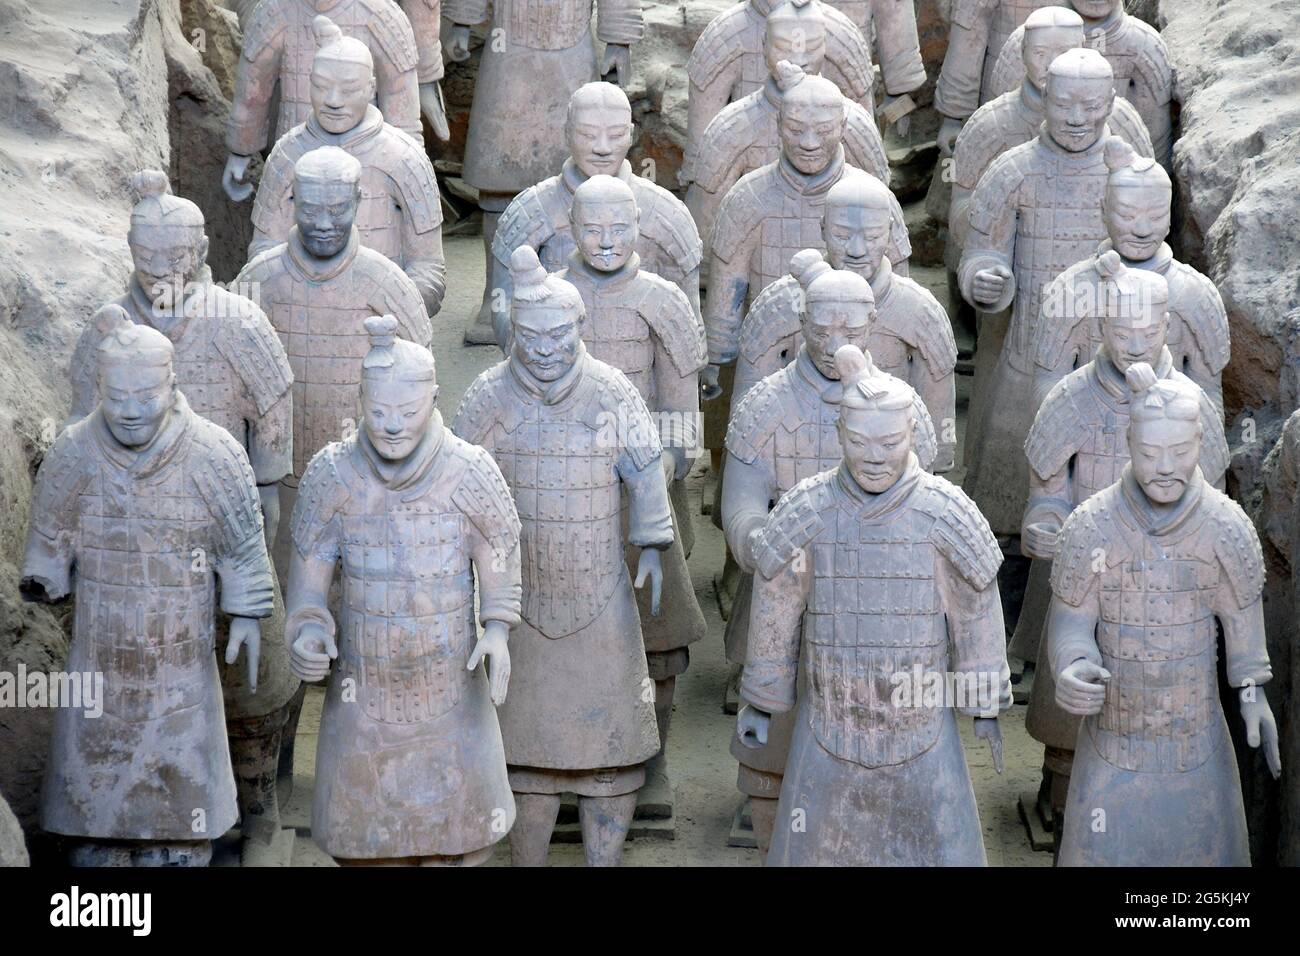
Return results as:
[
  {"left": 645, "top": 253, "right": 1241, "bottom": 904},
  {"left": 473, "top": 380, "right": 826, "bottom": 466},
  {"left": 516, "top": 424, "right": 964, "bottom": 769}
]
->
[
  {"left": 1105, "top": 182, "right": 1172, "bottom": 261},
  {"left": 361, "top": 376, "right": 437, "bottom": 461},
  {"left": 823, "top": 204, "right": 892, "bottom": 277},
  {"left": 99, "top": 363, "right": 174, "bottom": 448},
  {"left": 513, "top": 306, "right": 583, "bottom": 382},
  {"left": 1024, "top": 28, "right": 1083, "bottom": 90},
  {"left": 568, "top": 103, "right": 634, "bottom": 178},
  {"left": 294, "top": 179, "right": 359, "bottom": 257},
  {"left": 803, "top": 304, "right": 872, "bottom": 379},
  {"left": 129, "top": 226, "right": 207, "bottom": 313},
  {"left": 779, "top": 100, "right": 844, "bottom": 175},
  {"left": 572, "top": 199, "right": 639, "bottom": 273},
  {"left": 1072, "top": 0, "right": 1120, "bottom": 20},
  {"left": 1129, "top": 416, "right": 1201, "bottom": 505},
  {"left": 1104, "top": 306, "right": 1167, "bottom": 374},
  {"left": 310, "top": 58, "right": 376, "bottom": 134},
  {"left": 839, "top": 406, "right": 915, "bottom": 494},
  {"left": 764, "top": 18, "right": 827, "bottom": 76},
  {"left": 1044, "top": 74, "right": 1113, "bottom": 152}
]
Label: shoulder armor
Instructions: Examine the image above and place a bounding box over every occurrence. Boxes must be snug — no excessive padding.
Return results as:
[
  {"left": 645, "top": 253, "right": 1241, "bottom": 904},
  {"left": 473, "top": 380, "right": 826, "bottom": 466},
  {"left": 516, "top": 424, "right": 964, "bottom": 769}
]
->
[
  {"left": 451, "top": 438, "right": 523, "bottom": 558},
  {"left": 389, "top": 135, "right": 444, "bottom": 234},
  {"left": 241, "top": 0, "right": 288, "bottom": 63},
  {"left": 711, "top": 167, "right": 769, "bottom": 264},
  {"left": 686, "top": 6, "right": 749, "bottom": 90},
  {"left": 739, "top": 275, "right": 802, "bottom": 364},
  {"left": 1170, "top": 262, "right": 1230, "bottom": 374},
  {"left": 210, "top": 290, "right": 294, "bottom": 416},
  {"left": 842, "top": 102, "right": 890, "bottom": 184},
  {"left": 450, "top": 363, "right": 510, "bottom": 447},
  {"left": 968, "top": 144, "right": 1029, "bottom": 237},
  {"left": 725, "top": 371, "right": 787, "bottom": 464},
  {"left": 1033, "top": 261, "right": 1094, "bottom": 369},
  {"left": 1108, "top": 97, "right": 1155, "bottom": 158},
  {"left": 1207, "top": 491, "right": 1265, "bottom": 610},
  {"left": 690, "top": 97, "right": 761, "bottom": 193},
  {"left": 903, "top": 377, "right": 939, "bottom": 471},
  {"left": 950, "top": 0, "right": 996, "bottom": 30},
  {"left": 1023, "top": 370, "right": 1090, "bottom": 480},
  {"left": 752, "top": 472, "right": 832, "bottom": 580},
  {"left": 236, "top": 244, "right": 287, "bottom": 288},
  {"left": 822, "top": 5, "right": 875, "bottom": 100},
  {"left": 986, "top": 24, "right": 1026, "bottom": 100},
  {"left": 249, "top": 135, "right": 300, "bottom": 234},
  {"left": 1125, "top": 17, "right": 1174, "bottom": 104},
  {"left": 590, "top": 360, "right": 663, "bottom": 471},
  {"left": 189, "top": 419, "right": 265, "bottom": 545},
  {"left": 491, "top": 181, "right": 560, "bottom": 266},
  {"left": 638, "top": 274, "right": 707, "bottom": 377},
  {"left": 29, "top": 421, "right": 97, "bottom": 536},
  {"left": 1190, "top": 376, "right": 1230, "bottom": 486},
  {"left": 883, "top": 276, "right": 957, "bottom": 376},
  {"left": 356, "top": 247, "right": 432, "bottom": 345},
  {"left": 633, "top": 176, "right": 704, "bottom": 274},
  {"left": 361, "top": 0, "right": 420, "bottom": 73},
  {"left": 952, "top": 95, "right": 1018, "bottom": 190},
  {"left": 290, "top": 440, "right": 357, "bottom": 557},
  {"left": 1051, "top": 489, "right": 1129, "bottom": 607},
  {"left": 917, "top": 475, "right": 1002, "bottom": 590}
]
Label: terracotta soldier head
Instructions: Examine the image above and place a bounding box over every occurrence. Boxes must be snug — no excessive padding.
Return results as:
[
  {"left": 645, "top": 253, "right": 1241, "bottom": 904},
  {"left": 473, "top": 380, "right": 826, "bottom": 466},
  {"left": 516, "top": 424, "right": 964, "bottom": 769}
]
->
[
  {"left": 293, "top": 146, "right": 362, "bottom": 258},
  {"left": 1102, "top": 138, "right": 1174, "bottom": 262},
  {"left": 94, "top": 304, "right": 177, "bottom": 448},
  {"left": 128, "top": 170, "right": 208, "bottom": 313},
  {"left": 570, "top": 175, "right": 640, "bottom": 274},
  {"left": 1071, "top": 0, "right": 1122, "bottom": 20},
  {"left": 360, "top": 314, "right": 439, "bottom": 461},
  {"left": 1097, "top": 252, "right": 1170, "bottom": 373},
  {"left": 777, "top": 64, "right": 846, "bottom": 175},
  {"left": 1021, "top": 7, "right": 1086, "bottom": 92},
  {"left": 509, "top": 246, "right": 586, "bottom": 382},
  {"left": 1125, "top": 362, "right": 1204, "bottom": 505},
  {"left": 821, "top": 173, "right": 904, "bottom": 279},
  {"left": 1043, "top": 48, "right": 1115, "bottom": 153},
  {"left": 310, "top": 16, "right": 377, "bottom": 137},
  {"left": 834, "top": 343, "right": 917, "bottom": 494},
  {"left": 792, "top": 250, "right": 874, "bottom": 379},
  {"left": 566, "top": 82, "right": 634, "bottom": 180},
  {"left": 764, "top": 0, "right": 827, "bottom": 78}
]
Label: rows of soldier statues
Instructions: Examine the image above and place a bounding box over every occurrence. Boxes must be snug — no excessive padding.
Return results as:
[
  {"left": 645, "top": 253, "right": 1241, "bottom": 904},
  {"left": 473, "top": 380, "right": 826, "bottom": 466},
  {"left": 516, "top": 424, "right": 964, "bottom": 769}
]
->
[{"left": 16, "top": 0, "right": 1280, "bottom": 868}]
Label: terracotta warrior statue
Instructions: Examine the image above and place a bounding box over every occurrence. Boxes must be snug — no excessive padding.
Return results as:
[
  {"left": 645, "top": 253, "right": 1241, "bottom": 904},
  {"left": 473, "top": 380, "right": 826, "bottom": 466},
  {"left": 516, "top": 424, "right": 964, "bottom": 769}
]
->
[
  {"left": 223, "top": 0, "right": 446, "bottom": 201},
  {"left": 248, "top": 17, "right": 446, "bottom": 316},
  {"left": 986, "top": 0, "right": 1173, "bottom": 168},
  {"left": 721, "top": 263, "right": 939, "bottom": 852},
  {"left": 1048, "top": 363, "right": 1279, "bottom": 865},
  {"left": 957, "top": 48, "right": 1118, "bottom": 539},
  {"left": 451, "top": 247, "right": 672, "bottom": 866},
  {"left": 684, "top": 53, "right": 890, "bottom": 268},
  {"left": 1035, "top": 138, "right": 1229, "bottom": 413},
  {"left": 737, "top": 343, "right": 1010, "bottom": 865},
  {"left": 482, "top": 82, "right": 701, "bottom": 349},
  {"left": 68, "top": 172, "right": 298, "bottom": 867},
  {"left": 286, "top": 316, "right": 520, "bottom": 866},
  {"left": 22, "top": 310, "right": 273, "bottom": 867},
  {"left": 446, "top": 0, "right": 644, "bottom": 343},
  {"left": 949, "top": 6, "right": 1152, "bottom": 472},
  {"left": 934, "top": 0, "right": 1058, "bottom": 150},
  {"left": 687, "top": 0, "right": 924, "bottom": 151},
  {"left": 1018, "top": 261, "right": 1229, "bottom": 847},
  {"left": 555, "top": 176, "right": 707, "bottom": 817},
  {"left": 734, "top": 176, "right": 956, "bottom": 472}
]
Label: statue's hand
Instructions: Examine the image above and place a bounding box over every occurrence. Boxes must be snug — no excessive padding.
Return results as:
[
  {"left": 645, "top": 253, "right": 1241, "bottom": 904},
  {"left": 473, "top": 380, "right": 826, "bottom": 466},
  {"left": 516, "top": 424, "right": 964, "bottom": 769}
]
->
[
  {"left": 634, "top": 547, "right": 664, "bottom": 616},
  {"left": 222, "top": 153, "right": 254, "bottom": 203},
  {"left": 601, "top": 43, "right": 631, "bottom": 87},
  {"left": 736, "top": 704, "right": 770, "bottom": 749},
  {"left": 1056, "top": 658, "right": 1110, "bottom": 716},
  {"left": 447, "top": 25, "right": 472, "bottom": 62},
  {"left": 973, "top": 717, "right": 1004, "bottom": 774},
  {"left": 937, "top": 116, "right": 964, "bottom": 157},
  {"left": 468, "top": 620, "right": 511, "bottom": 706},
  {"left": 1240, "top": 686, "right": 1282, "bottom": 780},
  {"left": 700, "top": 363, "right": 723, "bottom": 401},
  {"left": 419, "top": 81, "right": 450, "bottom": 142},
  {"left": 290, "top": 621, "right": 337, "bottom": 683},
  {"left": 1021, "top": 520, "right": 1061, "bottom": 560},
  {"left": 226, "top": 616, "right": 262, "bottom": 692},
  {"left": 972, "top": 265, "right": 1012, "bottom": 306}
]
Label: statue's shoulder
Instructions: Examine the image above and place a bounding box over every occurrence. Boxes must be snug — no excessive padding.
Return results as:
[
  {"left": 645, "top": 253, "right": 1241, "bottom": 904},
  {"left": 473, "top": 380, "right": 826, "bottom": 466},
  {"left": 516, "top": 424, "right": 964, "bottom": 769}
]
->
[
  {"left": 1052, "top": 485, "right": 1126, "bottom": 605},
  {"left": 209, "top": 288, "right": 294, "bottom": 415},
  {"left": 632, "top": 174, "right": 703, "bottom": 272},
  {"left": 292, "top": 439, "right": 361, "bottom": 548},
  {"left": 451, "top": 362, "right": 512, "bottom": 445},
  {"left": 636, "top": 272, "right": 706, "bottom": 376},
  {"left": 359, "top": 0, "right": 420, "bottom": 73},
  {"left": 1202, "top": 485, "right": 1264, "bottom": 609},
  {"left": 447, "top": 433, "right": 522, "bottom": 551},
  {"left": 1169, "top": 260, "right": 1230, "bottom": 373},
  {"left": 1024, "top": 367, "right": 1092, "bottom": 478},
  {"left": 686, "top": 4, "right": 751, "bottom": 88},
  {"left": 493, "top": 177, "right": 563, "bottom": 263},
  {"left": 915, "top": 474, "right": 1002, "bottom": 590},
  {"left": 739, "top": 275, "right": 802, "bottom": 364},
  {"left": 725, "top": 368, "right": 791, "bottom": 464},
  {"left": 752, "top": 469, "right": 834, "bottom": 580}
]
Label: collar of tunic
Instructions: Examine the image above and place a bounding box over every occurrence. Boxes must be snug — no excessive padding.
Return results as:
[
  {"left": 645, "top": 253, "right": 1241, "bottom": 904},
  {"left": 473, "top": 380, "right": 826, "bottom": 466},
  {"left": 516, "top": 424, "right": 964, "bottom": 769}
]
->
[
  {"left": 833, "top": 454, "right": 924, "bottom": 521},
  {"left": 778, "top": 146, "right": 846, "bottom": 196},
  {"left": 304, "top": 104, "right": 385, "bottom": 149},
  {"left": 1118, "top": 462, "right": 1207, "bottom": 538},
  {"left": 90, "top": 390, "right": 195, "bottom": 478},
  {"left": 356, "top": 409, "right": 448, "bottom": 497},
  {"left": 508, "top": 341, "right": 591, "bottom": 406},
  {"left": 286, "top": 226, "right": 361, "bottom": 282}
]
